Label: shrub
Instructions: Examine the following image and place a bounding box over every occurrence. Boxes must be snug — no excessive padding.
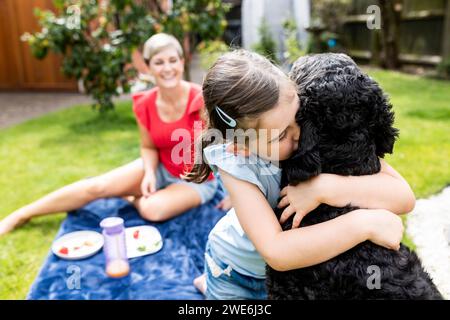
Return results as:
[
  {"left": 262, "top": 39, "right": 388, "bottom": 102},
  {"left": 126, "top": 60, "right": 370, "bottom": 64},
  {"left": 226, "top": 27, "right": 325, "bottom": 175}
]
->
[
  {"left": 252, "top": 18, "right": 278, "bottom": 64},
  {"left": 437, "top": 57, "right": 450, "bottom": 79},
  {"left": 197, "top": 40, "right": 230, "bottom": 70},
  {"left": 282, "top": 18, "right": 305, "bottom": 65}
]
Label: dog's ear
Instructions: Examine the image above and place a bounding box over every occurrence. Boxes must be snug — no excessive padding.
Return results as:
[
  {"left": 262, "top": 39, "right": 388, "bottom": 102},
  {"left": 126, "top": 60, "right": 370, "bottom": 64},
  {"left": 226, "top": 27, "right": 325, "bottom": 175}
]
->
[
  {"left": 283, "top": 117, "right": 322, "bottom": 185},
  {"left": 369, "top": 83, "right": 399, "bottom": 157}
]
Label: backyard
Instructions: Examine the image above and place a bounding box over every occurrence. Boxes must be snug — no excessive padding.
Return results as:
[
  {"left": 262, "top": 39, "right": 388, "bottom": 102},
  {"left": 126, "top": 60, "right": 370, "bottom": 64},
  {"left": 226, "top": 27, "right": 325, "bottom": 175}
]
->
[{"left": 0, "top": 68, "right": 449, "bottom": 299}]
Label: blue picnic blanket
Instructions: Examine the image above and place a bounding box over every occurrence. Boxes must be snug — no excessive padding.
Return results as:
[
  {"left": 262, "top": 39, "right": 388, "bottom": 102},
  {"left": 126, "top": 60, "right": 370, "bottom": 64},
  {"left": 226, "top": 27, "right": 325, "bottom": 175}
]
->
[{"left": 27, "top": 188, "right": 226, "bottom": 300}]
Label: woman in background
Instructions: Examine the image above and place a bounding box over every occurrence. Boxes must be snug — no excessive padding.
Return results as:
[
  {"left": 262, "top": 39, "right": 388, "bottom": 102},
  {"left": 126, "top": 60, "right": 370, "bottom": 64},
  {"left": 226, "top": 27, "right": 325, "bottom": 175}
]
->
[{"left": 0, "top": 33, "right": 226, "bottom": 236}]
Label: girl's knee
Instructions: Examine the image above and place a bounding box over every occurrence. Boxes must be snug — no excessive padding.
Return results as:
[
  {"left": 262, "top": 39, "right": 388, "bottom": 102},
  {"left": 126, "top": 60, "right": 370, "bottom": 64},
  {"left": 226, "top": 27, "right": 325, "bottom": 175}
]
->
[{"left": 138, "top": 197, "right": 169, "bottom": 222}]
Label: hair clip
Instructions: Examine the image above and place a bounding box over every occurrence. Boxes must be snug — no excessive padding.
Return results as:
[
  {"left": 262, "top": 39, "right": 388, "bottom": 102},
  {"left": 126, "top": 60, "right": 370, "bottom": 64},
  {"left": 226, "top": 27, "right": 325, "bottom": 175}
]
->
[{"left": 215, "top": 106, "right": 237, "bottom": 128}]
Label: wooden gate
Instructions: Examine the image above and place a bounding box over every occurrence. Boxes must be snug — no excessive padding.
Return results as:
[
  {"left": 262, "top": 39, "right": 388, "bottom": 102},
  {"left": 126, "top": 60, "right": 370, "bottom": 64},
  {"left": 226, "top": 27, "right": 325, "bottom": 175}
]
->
[{"left": 0, "top": 0, "right": 76, "bottom": 90}]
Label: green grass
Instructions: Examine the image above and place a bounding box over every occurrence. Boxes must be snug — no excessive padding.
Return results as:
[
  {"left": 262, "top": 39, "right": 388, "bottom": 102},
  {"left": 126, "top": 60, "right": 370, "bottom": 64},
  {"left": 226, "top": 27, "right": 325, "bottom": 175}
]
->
[
  {"left": 366, "top": 70, "right": 450, "bottom": 198},
  {"left": 366, "top": 70, "right": 450, "bottom": 249},
  {"left": 0, "top": 69, "right": 449, "bottom": 299},
  {"left": 0, "top": 101, "right": 140, "bottom": 299}
]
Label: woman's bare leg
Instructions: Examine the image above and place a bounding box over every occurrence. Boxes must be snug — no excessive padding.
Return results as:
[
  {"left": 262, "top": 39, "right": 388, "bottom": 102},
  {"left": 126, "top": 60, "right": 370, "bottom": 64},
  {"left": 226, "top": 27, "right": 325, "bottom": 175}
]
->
[
  {"left": 132, "top": 183, "right": 203, "bottom": 222},
  {"left": 0, "top": 159, "right": 144, "bottom": 236},
  {"left": 136, "top": 183, "right": 207, "bottom": 295}
]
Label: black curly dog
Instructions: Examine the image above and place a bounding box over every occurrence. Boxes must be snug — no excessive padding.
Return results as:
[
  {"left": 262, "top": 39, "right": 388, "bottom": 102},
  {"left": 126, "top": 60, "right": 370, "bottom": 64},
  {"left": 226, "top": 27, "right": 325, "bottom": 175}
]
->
[{"left": 266, "top": 53, "right": 443, "bottom": 299}]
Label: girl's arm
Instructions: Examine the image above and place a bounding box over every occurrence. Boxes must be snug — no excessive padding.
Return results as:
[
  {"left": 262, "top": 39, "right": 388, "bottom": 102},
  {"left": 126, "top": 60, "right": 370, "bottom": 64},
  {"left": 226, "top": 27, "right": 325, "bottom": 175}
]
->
[
  {"left": 321, "top": 160, "right": 415, "bottom": 213},
  {"left": 220, "top": 169, "right": 404, "bottom": 272},
  {"left": 279, "top": 160, "right": 415, "bottom": 227}
]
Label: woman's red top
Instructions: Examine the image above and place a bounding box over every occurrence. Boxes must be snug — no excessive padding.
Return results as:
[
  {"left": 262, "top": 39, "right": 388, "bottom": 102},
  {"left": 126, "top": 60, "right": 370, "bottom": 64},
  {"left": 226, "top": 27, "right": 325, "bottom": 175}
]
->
[{"left": 132, "top": 82, "right": 213, "bottom": 180}]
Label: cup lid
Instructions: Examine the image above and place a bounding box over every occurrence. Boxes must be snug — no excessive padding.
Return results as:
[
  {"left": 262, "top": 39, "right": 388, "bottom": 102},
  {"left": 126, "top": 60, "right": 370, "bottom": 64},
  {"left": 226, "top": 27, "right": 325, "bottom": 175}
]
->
[{"left": 100, "top": 217, "right": 124, "bottom": 234}]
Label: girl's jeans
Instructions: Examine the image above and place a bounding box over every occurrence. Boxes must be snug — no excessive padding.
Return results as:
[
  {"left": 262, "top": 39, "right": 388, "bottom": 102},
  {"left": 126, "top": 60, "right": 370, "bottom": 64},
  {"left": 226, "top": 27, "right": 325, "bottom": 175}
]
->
[{"left": 204, "top": 242, "right": 267, "bottom": 300}]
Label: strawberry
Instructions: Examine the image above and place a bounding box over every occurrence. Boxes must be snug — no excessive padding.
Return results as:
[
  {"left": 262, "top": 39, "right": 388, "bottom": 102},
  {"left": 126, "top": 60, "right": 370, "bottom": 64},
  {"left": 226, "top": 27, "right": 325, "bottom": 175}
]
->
[
  {"left": 59, "top": 247, "right": 69, "bottom": 255},
  {"left": 133, "top": 230, "right": 140, "bottom": 239}
]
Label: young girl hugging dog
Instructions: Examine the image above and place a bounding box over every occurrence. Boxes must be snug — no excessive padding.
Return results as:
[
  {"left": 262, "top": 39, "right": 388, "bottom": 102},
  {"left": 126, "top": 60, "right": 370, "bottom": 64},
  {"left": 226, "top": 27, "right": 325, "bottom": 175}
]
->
[{"left": 185, "top": 50, "right": 415, "bottom": 300}]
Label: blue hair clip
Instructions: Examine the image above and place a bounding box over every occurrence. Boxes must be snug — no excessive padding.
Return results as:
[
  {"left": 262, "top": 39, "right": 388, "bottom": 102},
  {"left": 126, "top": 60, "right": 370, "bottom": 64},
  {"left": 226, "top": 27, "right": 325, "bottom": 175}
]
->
[{"left": 215, "top": 106, "right": 237, "bottom": 128}]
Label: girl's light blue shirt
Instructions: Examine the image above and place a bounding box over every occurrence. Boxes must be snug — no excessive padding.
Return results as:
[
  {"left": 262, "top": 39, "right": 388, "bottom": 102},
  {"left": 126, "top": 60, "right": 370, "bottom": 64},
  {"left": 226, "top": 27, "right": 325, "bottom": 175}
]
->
[{"left": 203, "top": 143, "right": 281, "bottom": 278}]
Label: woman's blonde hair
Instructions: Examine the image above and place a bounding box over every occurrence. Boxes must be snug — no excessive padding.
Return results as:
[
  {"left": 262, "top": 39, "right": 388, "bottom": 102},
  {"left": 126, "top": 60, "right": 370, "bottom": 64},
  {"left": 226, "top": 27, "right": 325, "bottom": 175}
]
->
[
  {"left": 184, "top": 49, "right": 293, "bottom": 183},
  {"left": 142, "top": 33, "right": 184, "bottom": 64}
]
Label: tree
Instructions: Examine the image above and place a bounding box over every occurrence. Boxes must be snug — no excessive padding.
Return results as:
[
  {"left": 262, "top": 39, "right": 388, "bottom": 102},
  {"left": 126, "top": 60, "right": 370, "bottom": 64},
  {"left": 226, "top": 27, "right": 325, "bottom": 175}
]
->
[
  {"left": 23, "top": 0, "right": 229, "bottom": 112},
  {"left": 379, "top": 0, "right": 402, "bottom": 69},
  {"left": 158, "top": 0, "right": 230, "bottom": 80}
]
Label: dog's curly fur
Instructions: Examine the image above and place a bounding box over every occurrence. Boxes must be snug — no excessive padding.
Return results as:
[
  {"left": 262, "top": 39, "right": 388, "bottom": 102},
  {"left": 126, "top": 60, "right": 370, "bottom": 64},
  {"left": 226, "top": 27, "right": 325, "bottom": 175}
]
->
[{"left": 266, "top": 53, "right": 443, "bottom": 300}]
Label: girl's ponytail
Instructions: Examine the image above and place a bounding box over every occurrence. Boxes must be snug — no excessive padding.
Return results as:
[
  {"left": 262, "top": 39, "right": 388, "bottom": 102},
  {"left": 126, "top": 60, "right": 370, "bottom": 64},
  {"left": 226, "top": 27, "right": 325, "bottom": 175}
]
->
[{"left": 183, "top": 129, "right": 215, "bottom": 183}]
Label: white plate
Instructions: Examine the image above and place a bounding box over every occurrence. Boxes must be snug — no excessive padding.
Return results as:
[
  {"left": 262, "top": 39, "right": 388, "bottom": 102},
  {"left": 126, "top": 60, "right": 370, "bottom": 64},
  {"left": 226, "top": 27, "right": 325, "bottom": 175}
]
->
[
  {"left": 125, "top": 226, "right": 163, "bottom": 259},
  {"left": 52, "top": 231, "right": 104, "bottom": 260}
]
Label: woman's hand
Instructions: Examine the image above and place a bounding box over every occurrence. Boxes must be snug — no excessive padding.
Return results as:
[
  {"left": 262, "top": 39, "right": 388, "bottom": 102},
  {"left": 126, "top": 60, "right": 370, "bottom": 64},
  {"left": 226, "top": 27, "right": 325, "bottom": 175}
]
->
[
  {"left": 141, "top": 169, "right": 157, "bottom": 198},
  {"left": 216, "top": 195, "right": 232, "bottom": 211},
  {"left": 278, "top": 175, "right": 324, "bottom": 229},
  {"left": 360, "top": 209, "right": 404, "bottom": 250}
]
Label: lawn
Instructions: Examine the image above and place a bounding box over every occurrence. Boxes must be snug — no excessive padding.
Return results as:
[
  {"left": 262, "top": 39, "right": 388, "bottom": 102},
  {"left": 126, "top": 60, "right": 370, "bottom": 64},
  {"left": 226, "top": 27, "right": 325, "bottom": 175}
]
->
[{"left": 0, "top": 69, "right": 449, "bottom": 299}]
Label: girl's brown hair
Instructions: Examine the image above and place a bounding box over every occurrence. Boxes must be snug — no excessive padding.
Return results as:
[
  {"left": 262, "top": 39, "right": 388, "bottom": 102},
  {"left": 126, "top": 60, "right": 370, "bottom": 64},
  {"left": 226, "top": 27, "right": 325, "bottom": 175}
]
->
[{"left": 184, "top": 49, "right": 290, "bottom": 183}]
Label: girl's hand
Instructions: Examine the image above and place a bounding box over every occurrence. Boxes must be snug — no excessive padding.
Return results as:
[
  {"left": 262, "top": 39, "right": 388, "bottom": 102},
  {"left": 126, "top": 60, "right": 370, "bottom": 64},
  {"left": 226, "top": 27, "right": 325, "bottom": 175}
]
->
[
  {"left": 361, "top": 209, "right": 404, "bottom": 250},
  {"left": 216, "top": 195, "right": 232, "bottom": 211},
  {"left": 278, "top": 175, "right": 324, "bottom": 229},
  {"left": 141, "top": 169, "right": 157, "bottom": 198}
]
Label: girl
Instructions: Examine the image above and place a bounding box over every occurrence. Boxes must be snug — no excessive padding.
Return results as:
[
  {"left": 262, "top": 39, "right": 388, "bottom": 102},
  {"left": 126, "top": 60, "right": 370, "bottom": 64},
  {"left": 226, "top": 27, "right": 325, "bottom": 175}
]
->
[
  {"left": 185, "top": 50, "right": 415, "bottom": 299},
  {"left": 0, "top": 33, "right": 224, "bottom": 236}
]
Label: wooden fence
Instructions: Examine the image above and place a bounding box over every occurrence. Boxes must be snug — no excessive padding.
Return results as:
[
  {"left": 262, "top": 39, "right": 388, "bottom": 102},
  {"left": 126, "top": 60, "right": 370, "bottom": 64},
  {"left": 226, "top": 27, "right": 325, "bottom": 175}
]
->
[
  {"left": 0, "top": 0, "right": 76, "bottom": 90},
  {"left": 342, "top": 0, "right": 450, "bottom": 66}
]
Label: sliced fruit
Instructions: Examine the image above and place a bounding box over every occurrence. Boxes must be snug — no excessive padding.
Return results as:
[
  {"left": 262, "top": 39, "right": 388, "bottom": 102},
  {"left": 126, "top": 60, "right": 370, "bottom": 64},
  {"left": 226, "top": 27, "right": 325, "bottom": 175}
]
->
[{"left": 84, "top": 241, "right": 94, "bottom": 247}]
